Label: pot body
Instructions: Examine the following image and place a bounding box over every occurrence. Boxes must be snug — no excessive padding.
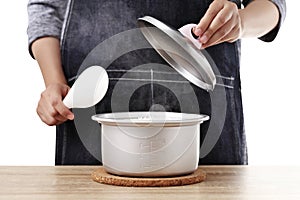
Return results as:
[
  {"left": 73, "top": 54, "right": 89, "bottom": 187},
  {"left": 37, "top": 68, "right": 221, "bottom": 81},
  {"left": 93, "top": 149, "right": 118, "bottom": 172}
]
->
[{"left": 92, "top": 112, "right": 208, "bottom": 177}]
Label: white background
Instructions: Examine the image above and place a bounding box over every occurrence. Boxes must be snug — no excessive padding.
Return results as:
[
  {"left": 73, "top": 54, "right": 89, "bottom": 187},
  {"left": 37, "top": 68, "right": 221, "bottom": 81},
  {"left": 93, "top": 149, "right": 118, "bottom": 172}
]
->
[{"left": 0, "top": 1, "right": 298, "bottom": 166}]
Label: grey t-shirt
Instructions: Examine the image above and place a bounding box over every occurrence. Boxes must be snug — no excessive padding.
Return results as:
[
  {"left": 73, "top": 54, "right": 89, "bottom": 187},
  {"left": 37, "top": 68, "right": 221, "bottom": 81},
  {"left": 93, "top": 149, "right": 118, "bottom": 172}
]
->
[{"left": 27, "top": 0, "right": 286, "bottom": 58}]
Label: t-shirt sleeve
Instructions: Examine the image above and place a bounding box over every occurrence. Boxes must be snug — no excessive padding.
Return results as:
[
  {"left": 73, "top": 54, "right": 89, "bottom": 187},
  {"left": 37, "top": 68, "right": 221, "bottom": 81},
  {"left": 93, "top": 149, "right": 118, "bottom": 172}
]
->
[
  {"left": 242, "top": 0, "right": 286, "bottom": 42},
  {"left": 27, "top": 0, "right": 68, "bottom": 58}
]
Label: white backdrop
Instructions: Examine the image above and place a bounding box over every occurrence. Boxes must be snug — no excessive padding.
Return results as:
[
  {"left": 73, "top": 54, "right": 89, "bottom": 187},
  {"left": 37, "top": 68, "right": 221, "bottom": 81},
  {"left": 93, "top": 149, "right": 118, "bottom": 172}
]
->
[{"left": 0, "top": 1, "right": 298, "bottom": 166}]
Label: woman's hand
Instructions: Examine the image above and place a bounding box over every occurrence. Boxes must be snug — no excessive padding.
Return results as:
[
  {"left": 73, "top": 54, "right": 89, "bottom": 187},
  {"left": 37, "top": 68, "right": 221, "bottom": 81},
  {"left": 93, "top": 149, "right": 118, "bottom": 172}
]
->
[
  {"left": 32, "top": 37, "right": 73, "bottom": 126},
  {"left": 193, "top": 0, "right": 243, "bottom": 48},
  {"left": 36, "top": 83, "right": 74, "bottom": 126}
]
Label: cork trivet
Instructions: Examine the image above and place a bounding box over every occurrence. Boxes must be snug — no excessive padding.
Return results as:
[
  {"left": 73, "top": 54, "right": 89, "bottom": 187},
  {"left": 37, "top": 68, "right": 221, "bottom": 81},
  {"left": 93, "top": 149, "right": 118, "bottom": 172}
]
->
[{"left": 91, "top": 167, "right": 206, "bottom": 187}]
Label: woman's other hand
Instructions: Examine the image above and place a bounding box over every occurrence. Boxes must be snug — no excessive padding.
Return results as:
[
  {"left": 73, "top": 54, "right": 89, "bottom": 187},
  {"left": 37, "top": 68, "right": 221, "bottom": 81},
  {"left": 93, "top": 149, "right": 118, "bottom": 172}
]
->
[
  {"left": 37, "top": 83, "right": 74, "bottom": 126},
  {"left": 193, "top": 0, "right": 280, "bottom": 48},
  {"left": 32, "top": 37, "right": 73, "bottom": 126},
  {"left": 193, "top": 0, "right": 243, "bottom": 48}
]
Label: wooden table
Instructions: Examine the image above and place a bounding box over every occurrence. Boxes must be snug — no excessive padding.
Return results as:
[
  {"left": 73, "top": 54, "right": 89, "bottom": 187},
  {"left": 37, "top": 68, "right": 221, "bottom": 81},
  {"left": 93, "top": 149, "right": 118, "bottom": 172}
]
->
[{"left": 1, "top": 166, "right": 300, "bottom": 199}]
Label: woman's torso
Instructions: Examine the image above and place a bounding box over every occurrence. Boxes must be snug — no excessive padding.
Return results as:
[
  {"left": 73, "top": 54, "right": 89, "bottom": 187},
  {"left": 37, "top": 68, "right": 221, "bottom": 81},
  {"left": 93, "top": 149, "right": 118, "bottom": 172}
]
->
[{"left": 55, "top": 0, "right": 247, "bottom": 165}]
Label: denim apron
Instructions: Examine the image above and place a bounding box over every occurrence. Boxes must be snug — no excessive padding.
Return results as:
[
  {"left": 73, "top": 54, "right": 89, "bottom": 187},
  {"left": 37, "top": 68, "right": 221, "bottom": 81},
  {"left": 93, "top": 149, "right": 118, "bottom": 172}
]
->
[{"left": 57, "top": 0, "right": 247, "bottom": 165}]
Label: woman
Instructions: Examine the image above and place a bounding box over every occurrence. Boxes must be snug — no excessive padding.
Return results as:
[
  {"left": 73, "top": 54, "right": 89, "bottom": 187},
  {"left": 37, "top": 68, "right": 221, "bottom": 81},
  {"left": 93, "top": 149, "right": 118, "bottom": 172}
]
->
[{"left": 27, "top": 0, "right": 286, "bottom": 165}]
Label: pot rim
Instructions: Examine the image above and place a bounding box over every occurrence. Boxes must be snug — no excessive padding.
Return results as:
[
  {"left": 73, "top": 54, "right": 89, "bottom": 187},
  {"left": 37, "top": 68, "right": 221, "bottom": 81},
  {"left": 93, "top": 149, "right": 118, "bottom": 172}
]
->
[{"left": 91, "top": 111, "right": 209, "bottom": 127}]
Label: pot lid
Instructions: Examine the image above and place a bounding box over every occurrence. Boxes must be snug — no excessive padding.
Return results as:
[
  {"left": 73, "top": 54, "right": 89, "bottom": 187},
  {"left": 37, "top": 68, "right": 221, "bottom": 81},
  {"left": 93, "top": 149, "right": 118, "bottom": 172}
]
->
[{"left": 137, "top": 16, "right": 216, "bottom": 91}]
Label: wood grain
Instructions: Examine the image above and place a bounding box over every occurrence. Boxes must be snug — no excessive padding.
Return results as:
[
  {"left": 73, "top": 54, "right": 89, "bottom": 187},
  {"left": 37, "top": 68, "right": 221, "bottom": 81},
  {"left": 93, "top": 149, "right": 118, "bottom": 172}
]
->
[{"left": 1, "top": 166, "right": 300, "bottom": 199}]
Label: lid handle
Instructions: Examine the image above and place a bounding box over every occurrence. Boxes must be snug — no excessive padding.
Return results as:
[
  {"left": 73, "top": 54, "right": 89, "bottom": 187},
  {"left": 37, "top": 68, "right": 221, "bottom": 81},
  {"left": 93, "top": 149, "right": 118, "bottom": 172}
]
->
[{"left": 178, "top": 24, "right": 202, "bottom": 50}]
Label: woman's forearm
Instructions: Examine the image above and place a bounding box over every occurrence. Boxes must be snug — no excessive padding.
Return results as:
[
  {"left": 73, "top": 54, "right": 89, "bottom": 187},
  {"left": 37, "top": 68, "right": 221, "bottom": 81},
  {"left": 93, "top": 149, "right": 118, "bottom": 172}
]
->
[
  {"left": 31, "top": 37, "right": 67, "bottom": 87},
  {"left": 32, "top": 37, "right": 74, "bottom": 125},
  {"left": 239, "top": 0, "right": 280, "bottom": 38}
]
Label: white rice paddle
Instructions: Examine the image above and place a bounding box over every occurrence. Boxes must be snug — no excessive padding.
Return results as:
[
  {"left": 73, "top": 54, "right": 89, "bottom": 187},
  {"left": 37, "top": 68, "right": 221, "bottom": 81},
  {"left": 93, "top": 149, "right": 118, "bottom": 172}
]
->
[{"left": 63, "top": 65, "right": 109, "bottom": 108}]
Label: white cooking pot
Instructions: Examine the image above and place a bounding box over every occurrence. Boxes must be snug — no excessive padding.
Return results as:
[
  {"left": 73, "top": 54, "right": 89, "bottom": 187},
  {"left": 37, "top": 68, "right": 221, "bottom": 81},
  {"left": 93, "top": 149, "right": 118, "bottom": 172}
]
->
[
  {"left": 89, "top": 16, "right": 215, "bottom": 177},
  {"left": 92, "top": 112, "right": 209, "bottom": 177}
]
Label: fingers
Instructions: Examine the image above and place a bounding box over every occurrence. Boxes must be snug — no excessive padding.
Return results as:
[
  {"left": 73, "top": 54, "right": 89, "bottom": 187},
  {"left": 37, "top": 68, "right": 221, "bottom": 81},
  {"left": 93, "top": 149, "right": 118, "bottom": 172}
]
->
[
  {"left": 200, "top": 5, "right": 233, "bottom": 44},
  {"left": 194, "top": 0, "right": 224, "bottom": 37},
  {"left": 53, "top": 99, "right": 74, "bottom": 121},
  {"left": 37, "top": 99, "right": 64, "bottom": 126},
  {"left": 36, "top": 84, "right": 74, "bottom": 126},
  {"left": 202, "top": 18, "right": 237, "bottom": 48},
  {"left": 194, "top": 0, "right": 241, "bottom": 48}
]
